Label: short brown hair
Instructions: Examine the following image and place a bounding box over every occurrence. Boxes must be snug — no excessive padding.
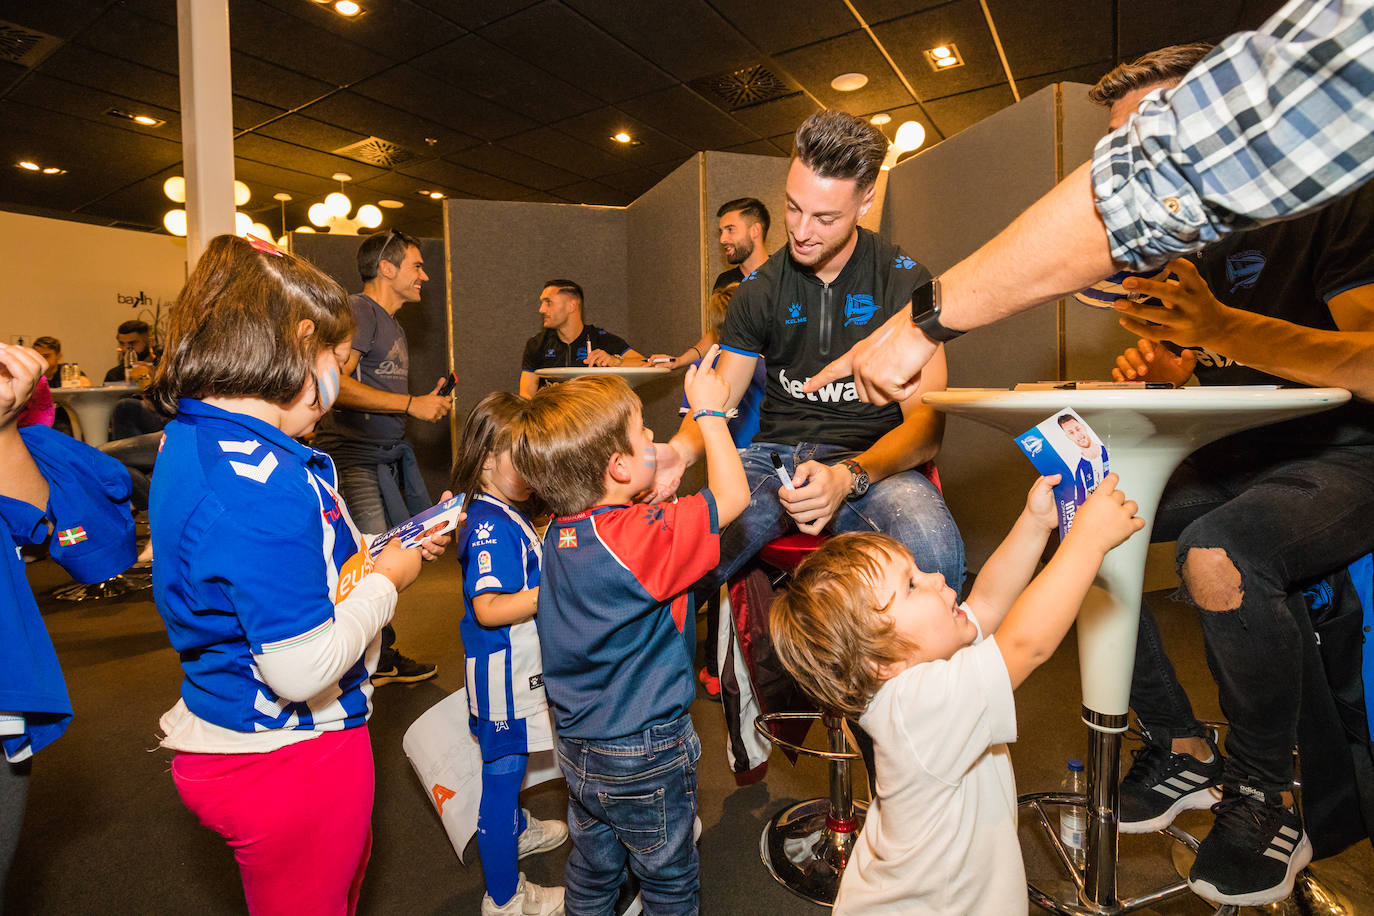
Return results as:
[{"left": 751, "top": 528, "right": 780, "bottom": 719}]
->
[
  {"left": 1088, "top": 43, "right": 1214, "bottom": 107},
  {"left": 707, "top": 281, "right": 739, "bottom": 340},
  {"left": 793, "top": 110, "right": 888, "bottom": 191},
  {"left": 510, "top": 375, "right": 637, "bottom": 517},
  {"left": 770, "top": 532, "right": 917, "bottom": 718},
  {"left": 147, "top": 234, "right": 354, "bottom": 415}
]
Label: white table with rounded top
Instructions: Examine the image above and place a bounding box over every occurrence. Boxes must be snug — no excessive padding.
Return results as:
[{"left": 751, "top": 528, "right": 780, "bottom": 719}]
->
[
  {"left": 49, "top": 383, "right": 139, "bottom": 447},
  {"left": 534, "top": 366, "right": 670, "bottom": 386},
  {"left": 924, "top": 386, "right": 1350, "bottom": 915}
]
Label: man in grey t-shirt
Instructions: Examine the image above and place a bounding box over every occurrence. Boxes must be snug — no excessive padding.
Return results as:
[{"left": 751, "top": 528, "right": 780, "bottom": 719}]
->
[{"left": 315, "top": 230, "right": 452, "bottom": 684}]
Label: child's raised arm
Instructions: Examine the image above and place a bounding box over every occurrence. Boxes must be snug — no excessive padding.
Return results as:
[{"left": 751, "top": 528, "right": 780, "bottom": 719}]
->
[
  {"left": 683, "top": 345, "right": 748, "bottom": 525},
  {"left": 993, "top": 474, "right": 1144, "bottom": 689},
  {"left": 964, "top": 474, "right": 1060, "bottom": 632}
]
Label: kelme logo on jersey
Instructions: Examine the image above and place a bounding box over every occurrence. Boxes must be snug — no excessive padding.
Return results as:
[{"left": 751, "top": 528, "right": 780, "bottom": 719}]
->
[
  {"left": 778, "top": 367, "right": 857, "bottom": 403},
  {"left": 472, "top": 521, "right": 497, "bottom": 547},
  {"left": 1226, "top": 250, "right": 1265, "bottom": 292},
  {"left": 785, "top": 302, "right": 806, "bottom": 325},
  {"left": 893, "top": 255, "right": 916, "bottom": 270},
  {"left": 843, "top": 293, "right": 878, "bottom": 326}
]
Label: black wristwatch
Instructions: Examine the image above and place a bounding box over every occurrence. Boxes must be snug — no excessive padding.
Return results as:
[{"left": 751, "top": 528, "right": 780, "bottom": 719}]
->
[
  {"left": 840, "top": 459, "right": 870, "bottom": 500},
  {"left": 910, "top": 277, "right": 963, "bottom": 342}
]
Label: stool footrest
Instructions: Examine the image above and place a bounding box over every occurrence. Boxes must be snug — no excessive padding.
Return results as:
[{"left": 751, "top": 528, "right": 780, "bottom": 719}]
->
[{"left": 753, "top": 712, "right": 861, "bottom": 761}]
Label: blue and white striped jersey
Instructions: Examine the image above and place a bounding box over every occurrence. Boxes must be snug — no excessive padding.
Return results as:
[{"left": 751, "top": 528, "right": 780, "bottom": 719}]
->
[{"left": 458, "top": 494, "right": 547, "bottom": 722}]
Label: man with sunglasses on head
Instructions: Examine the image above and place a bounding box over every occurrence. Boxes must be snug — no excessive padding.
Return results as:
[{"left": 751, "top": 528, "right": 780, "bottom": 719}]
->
[{"left": 313, "top": 229, "right": 451, "bottom": 685}]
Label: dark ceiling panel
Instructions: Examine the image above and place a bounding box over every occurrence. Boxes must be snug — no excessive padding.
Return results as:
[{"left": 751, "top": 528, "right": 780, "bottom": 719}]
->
[
  {"left": 775, "top": 31, "right": 914, "bottom": 115},
  {"left": 987, "top": 0, "right": 1113, "bottom": 85},
  {"left": 351, "top": 67, "right": 535, "bottom": 141},
  {"left": 77, "top": 7, "right": 180, "bottom": 74},
  {"left": 408, "top": 0, "right": 542, "bottom": 31},
  {"left": 478, "top": 2, "right": 677, "bottom": 104},
  {"left": 499, "top": 127, "right": 627, "bottom": 180},
  {"left": 1116, "top": 0, "right": 1253, "bottom": 60},
  {"left": 395, "top": 157, "right": 531, "bottom": 199},
  {"left": 35, "top": 44, "right": 182, "bottom": 109},
  {"left": 230, "top": 51, "right": 336, "bottom": 111},
  {"left": 848, "top": 0, "right": 949, "bottom": 27},
  {"left": 248, "top": 0, "right": 464, "bottom": 62},
  {"left": 355, "top": 169, "right": 447, "bottom": 198},
  {"left": 555, "top": 107, "right": 696, "bottom": 167},
  {"left": 722, "top": 138, "right": 786, "bottom": 157},
  {"left": 593, "top": 162, "right": 680, "bottom": 196},
  {"left": 617, "top": 85, "right": 758, "bottom": 150},
  {"left": 564, "top": 0, "right": 758, "bottom": 83},
  {"left": 447, "top": 143, "right": 583, "bottom": 190},
  {"left": 300, "top": 91, "right": 483, "bottom": 157},
  {"left": 920, "top": 83, "right": 1017, "bottom": 138},
  {"left": 872, "top": 1, "right": 1009, "bottom": 101},
  {"left": 7, "top": 74, "right": 181, "bottom": 138},
  {"left": 723, "top": 92, "right": 819, "bottom": 140},
  {"left": 1, "top": 0, "right": 110, "bottom": 39},
  {"left": 1018, "top": 62, "right": 1119, "bottom": 102},
  {"left": 230, "top": 158, "right": 342, "bottom": 198},
  {"left": 234, "top": 132, "right": 385, "bottom": 184},
  {"left": 253, "top": 113, "right": 370, "bottom": 155},
  {"left": 232, "top": 96, "right": 288, "bottom": 132},
  {"left": 509, "top": 188, "right": 574, "bottom": 203},
  {"left": 412, "top": 34, "right": 602, "bottom": 124},
  {"left": 227, "top": 0, "right": 391, "bottom": 86},
  {"left": 710, "top": 0, "right": 859, "bottom": 55}
]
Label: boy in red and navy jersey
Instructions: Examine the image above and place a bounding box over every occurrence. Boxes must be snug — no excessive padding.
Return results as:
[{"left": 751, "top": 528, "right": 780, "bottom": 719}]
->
[{"left": 511, "top": 351, "right": 747, "bottom": 914}]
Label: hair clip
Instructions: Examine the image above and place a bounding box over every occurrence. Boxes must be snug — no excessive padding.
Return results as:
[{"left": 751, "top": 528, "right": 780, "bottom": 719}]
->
[{"left": 246, "top": 234, "right": 285, "bottom": 257}]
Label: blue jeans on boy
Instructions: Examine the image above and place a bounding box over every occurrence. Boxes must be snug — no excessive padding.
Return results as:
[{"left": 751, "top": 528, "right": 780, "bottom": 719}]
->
[
  {"left": 556, "top": 714, "right": 701, "bottom": 915},
  {"left": 707, "top": 442, "right": 965, "bottom": 592},
  {"left": 1129, "top": 441, "right": 1374, "bottom": 792}
]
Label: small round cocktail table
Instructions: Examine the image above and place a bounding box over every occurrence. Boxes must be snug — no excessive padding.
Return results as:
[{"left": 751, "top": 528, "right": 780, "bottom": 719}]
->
[
  {"left": 925, "top": 386, "right": 1350, "bottom": 914},
  {"left": 50, "top": 384, "right": 138, "bottom": 446}
]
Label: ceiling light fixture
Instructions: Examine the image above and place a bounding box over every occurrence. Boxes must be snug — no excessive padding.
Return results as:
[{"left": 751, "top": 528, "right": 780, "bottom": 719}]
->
[
  {"left": 613, "top": 131, "right": 632, "bottom": 143},
  {"left": 378, "top": 199, "right": 404, "bottom": 209},
  {"left": 18, "top": 161, "right": 39, "bottom": 171},
  {"left": 830, "top": 72, "right": 869, "bottom": 92},
  {"left": 880, "top": 120, "right": 927, "bottom": 171},
  {"left": 305, "top": 173, "right": 383, "bottom": 234},
  {"left": 870, "top": 113, "right": 892, "bottom": 126},
  {"left": 428, "top": 191, "right": 445, "bottom": 200},
  {"left": 924, "top": 43, "right": 965, "bottom": 70},
  {"left": 107, "top": 108, "right": 166, "bottom": 128},
  {"left": 42, "top": 167, "right": 66, "bottom": 175},
  {"left": 333, "top": 0, "right": 362, "bottom": 16},
  {"left": 160, "top": 174, "right": 258, "bottom": 238}
]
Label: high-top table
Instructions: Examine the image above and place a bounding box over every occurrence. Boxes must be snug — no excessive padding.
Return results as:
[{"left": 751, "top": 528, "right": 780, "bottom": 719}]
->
[
  {"left": 924, "top": 386, "right": 1349, "bottom": 914},
  {"left": 49, "top": 383, "right": 138, "bottom": 446}
]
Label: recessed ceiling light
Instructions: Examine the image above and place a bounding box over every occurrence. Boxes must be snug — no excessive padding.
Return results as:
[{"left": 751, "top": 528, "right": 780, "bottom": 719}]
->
[
  {"left": 428, "top": 191, "right": 445, "bottom": 200},
  {"left": 830, "top": 72, "right": 869, "bottom": 92},
  {"left": 613, "top": 131, "right": 632, "bottom": 143},
  {"left": 107, "top": 108, "right": 166, "bottom": 128},
  {"left": 870, "top": 113, "right": 892, "bottom": 126},
  {"left": 333, "top": 0, "right": 362, "bottom": 16},
  {"left": 924, "top": 43, "right": 965, "bottom": 71},
  {"left": 18, "top": 161, "right": 39, "bottom": 171},
  {"left": 42, "top": 167, "right": 66, "bottom": 175},
  {"left": 378, "top": 199, "right": 404, "bottom": 209}
]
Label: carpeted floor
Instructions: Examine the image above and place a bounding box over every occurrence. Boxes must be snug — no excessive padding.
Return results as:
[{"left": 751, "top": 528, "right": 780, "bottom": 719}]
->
[{"left": 6, "top": 555, "right": 1372, "bottom": 914}]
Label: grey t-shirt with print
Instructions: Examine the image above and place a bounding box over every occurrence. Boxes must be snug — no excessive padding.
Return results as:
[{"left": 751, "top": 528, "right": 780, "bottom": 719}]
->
[{"left": 325, "top": 293, "right": 409, "bottom": 444}]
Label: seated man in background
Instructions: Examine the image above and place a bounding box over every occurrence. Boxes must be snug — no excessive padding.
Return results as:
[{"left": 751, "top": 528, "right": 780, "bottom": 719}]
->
[
  {"left": 1088, "top": 44, "right": 1374, "bottom": 907},
  {"left": 99, "top": 321, "right": 168, "bottom": 441},
  {"left": 518, "top": 280, "right": 644, "bottom": 397},
  {"left": 653, "top": 109, "right": 963, "bottom": 610}
]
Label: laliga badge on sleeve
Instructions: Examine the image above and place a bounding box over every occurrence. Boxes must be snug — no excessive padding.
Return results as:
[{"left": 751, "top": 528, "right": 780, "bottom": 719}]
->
[{"left": 1015, "top": 409, "right": 1110, "bottom": 539}]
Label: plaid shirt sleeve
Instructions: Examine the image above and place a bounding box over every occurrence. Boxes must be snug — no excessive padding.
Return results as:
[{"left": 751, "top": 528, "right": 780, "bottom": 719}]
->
[{"left": 1091, "top": 0, "right": 1374, "bottom": 270}]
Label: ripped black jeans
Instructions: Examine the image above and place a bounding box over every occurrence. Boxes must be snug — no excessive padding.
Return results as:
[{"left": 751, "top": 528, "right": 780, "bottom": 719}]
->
[{"left": 1129, "top": 441, "right": 1374, "bottom": 793}]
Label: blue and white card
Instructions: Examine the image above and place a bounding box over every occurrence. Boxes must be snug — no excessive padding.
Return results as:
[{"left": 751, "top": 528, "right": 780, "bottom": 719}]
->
[
  {"left": 1014, "top": 409, "right": 1109, "bottom": 538},
  {"left": 368, "top": 494, "right": 466, "bottom": 559}
]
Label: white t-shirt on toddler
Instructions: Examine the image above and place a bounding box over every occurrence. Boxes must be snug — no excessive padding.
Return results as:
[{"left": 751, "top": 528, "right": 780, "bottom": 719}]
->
[{"left": 836, "top": 608, "right": 1025, "bottom": 915}]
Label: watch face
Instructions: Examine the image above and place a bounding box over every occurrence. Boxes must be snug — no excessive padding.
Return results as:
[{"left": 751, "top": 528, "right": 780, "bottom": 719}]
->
[{"left": 910, "top": 278, "right": 936, "bottom": 322}]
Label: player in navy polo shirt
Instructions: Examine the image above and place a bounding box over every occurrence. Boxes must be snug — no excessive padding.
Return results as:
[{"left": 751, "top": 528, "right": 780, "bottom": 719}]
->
[{"left": 145, "top": 236, "right": 449, "bottom": 915}]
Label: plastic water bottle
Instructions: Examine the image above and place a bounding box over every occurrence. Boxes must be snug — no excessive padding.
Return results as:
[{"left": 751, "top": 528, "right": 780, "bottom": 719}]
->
[
  {"left": 1060, "top": 757, "right": 1087, "bottom": 868},
  {"left": 123, "top": 347, "right": 136, "bottom": 383}
]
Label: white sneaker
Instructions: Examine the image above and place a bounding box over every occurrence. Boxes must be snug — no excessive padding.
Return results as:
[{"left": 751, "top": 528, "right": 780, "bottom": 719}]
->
[
  {"left": 517, "top": 808, "right": 569, "bottom": 859},
  {"left": 481, "top": 873, "right": 565, "bottom": 916}
]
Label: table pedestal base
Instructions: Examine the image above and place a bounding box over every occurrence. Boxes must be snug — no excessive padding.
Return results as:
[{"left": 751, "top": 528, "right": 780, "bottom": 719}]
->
[{"left": 759, "top": 798, "right": 867, "bottom": 907}]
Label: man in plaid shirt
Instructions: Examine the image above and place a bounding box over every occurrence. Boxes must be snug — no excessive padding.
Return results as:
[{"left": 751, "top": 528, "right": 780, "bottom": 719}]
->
[{"left": 813, "top": 0, "right": 1374, "bottom": 403}]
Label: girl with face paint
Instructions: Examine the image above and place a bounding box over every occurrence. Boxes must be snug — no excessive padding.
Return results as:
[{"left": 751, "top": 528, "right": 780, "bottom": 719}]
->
[{"left": 144, "top": 235, "right": 448, "bottom": 913}]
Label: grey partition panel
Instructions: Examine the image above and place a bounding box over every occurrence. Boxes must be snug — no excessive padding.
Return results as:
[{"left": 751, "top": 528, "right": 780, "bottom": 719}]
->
[
  {"left": 702, "top": 150, "right": 791, "bottom": 298},
  {"left": 290, "top": 231, "right": 452, "bottom": 501},
  {"left": 625, "top": 157, "right": 706, "bottom": 438},
  {"left": 444, "top": 198, "right": 628, "bottom": 426},
  {"left": 882, "top": 84, "right": 1087, "bottom": 570}
]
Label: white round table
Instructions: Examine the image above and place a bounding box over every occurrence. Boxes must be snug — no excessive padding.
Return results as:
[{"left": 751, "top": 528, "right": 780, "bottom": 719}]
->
[
  {"left": 925, "top": 386, "right": 1349, "bottom": 913},
  {"left": 534, "top": 366, "right": 670, "bottom": 387},
  {"left": 49, "top": 384, "right": 138, "bottom": 446}
]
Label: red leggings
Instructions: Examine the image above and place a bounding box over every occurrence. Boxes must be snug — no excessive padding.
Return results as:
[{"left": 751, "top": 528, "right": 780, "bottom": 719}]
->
[{"left": 172, "top": 726, "right": 374, "bottom": 915}]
